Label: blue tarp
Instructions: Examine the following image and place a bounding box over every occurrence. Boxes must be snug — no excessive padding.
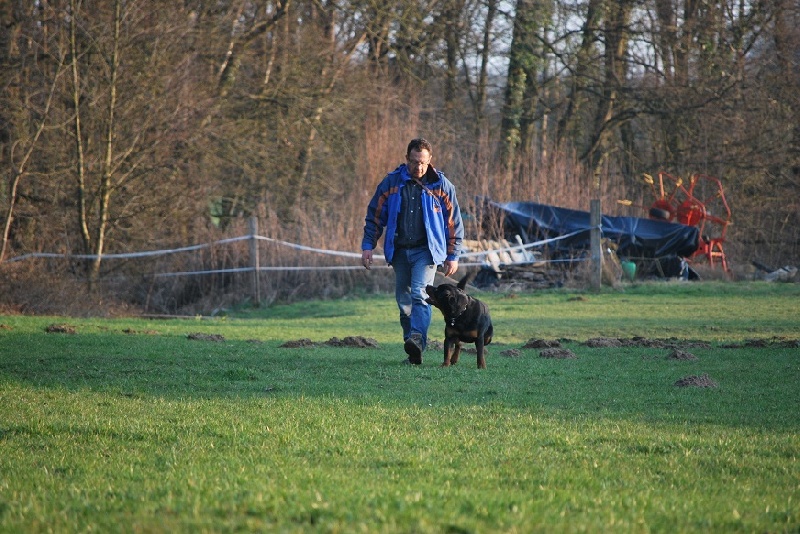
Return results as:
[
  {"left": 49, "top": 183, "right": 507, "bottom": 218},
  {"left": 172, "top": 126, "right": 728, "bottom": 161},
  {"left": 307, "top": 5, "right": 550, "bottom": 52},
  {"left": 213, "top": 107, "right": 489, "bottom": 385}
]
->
[{"left": 482, "top": 198, "right": 700, "bottom": 259}]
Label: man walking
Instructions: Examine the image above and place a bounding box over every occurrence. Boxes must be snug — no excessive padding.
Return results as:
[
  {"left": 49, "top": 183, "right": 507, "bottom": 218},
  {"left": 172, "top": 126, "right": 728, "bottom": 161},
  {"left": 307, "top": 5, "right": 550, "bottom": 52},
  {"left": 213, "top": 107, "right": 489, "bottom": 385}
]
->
[{"left": 361, "top": 138, "right": 464, "bottom": 364}]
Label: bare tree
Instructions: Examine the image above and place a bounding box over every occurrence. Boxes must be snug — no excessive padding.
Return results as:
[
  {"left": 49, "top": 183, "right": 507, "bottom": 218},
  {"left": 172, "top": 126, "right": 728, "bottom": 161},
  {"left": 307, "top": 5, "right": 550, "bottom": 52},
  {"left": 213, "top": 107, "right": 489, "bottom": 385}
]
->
[
  {"left": 49, "top": 1, "right": 216, "bottom": 271},
  {"left": 0, "top": 61, "right": 62, "bottom": 263},
  {"left": 583, "top": 0, "right": 633, "bottom": 177},
  {"left": 0, "top": 3, "right": 68, "bottom": 262},
  {"left": 500, "top": 0, "right": 552, "bottom": 177},
  {"left": 555, "top": 0, "right": 602, "bottom": 151}
]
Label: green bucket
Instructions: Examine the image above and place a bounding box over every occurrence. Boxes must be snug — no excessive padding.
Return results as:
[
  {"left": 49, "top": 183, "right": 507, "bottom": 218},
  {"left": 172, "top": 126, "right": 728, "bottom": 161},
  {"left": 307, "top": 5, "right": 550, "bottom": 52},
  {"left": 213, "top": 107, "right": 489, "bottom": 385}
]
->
[{"left": 621, "top": 260, "right": 636, "bottom": 281}]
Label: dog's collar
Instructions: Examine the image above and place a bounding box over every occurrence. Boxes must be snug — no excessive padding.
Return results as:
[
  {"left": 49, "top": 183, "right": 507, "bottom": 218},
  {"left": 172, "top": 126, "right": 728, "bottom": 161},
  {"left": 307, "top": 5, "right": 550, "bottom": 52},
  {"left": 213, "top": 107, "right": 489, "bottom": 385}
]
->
[{"left": 449, "top": 305, "right": 469, "bottom": 326}]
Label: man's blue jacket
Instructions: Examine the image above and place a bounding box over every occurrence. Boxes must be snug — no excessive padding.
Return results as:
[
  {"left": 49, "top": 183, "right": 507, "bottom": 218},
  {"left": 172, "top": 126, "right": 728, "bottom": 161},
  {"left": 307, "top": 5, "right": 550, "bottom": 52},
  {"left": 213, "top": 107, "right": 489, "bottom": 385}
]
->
[{"left": 362, "top": 164, "right": 464, "bottom": 265}]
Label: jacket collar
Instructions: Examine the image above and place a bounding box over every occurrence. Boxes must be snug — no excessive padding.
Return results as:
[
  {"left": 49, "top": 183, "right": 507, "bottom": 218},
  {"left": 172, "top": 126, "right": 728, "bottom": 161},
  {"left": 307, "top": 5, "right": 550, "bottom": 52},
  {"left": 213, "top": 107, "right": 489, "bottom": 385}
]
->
[{"left": 401, "top": 164, "right": 439, "bottom": 185}]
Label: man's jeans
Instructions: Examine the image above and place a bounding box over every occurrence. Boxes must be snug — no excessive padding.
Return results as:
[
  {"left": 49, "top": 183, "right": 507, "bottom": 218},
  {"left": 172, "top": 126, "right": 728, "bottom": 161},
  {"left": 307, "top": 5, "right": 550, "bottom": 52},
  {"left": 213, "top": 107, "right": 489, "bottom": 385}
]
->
[{"left": 392, "top": 246, "right": 437, "bottom": 351}]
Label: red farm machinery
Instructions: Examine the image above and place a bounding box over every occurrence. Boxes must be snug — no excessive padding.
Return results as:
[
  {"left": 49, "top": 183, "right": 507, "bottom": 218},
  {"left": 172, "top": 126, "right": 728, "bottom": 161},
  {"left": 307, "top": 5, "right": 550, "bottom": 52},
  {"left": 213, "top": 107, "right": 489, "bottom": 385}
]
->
[{"left": 637, "top": 172, "right": 732, "bottom": 273}]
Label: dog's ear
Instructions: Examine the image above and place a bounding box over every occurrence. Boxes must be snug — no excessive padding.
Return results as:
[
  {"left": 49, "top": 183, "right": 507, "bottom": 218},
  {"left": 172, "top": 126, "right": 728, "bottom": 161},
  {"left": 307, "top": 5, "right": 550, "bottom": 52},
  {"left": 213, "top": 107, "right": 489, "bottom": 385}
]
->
[{"left": 457, "top": 271, "right": 477, "bottom": 290}]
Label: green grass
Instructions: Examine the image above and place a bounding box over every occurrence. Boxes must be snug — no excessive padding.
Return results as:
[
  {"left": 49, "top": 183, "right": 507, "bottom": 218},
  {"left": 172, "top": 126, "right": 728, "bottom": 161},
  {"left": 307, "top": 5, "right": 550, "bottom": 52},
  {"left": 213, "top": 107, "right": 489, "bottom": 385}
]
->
[{"left": 0, "top": 281, "right": 799, "bottom": 532}]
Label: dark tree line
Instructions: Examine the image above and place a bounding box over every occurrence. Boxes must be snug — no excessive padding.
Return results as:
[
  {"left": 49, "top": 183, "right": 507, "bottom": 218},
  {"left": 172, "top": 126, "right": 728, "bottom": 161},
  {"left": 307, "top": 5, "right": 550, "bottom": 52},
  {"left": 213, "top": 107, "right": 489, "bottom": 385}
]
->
[{"left": 1, "top": 0, "right": 798, "bottom": 300}]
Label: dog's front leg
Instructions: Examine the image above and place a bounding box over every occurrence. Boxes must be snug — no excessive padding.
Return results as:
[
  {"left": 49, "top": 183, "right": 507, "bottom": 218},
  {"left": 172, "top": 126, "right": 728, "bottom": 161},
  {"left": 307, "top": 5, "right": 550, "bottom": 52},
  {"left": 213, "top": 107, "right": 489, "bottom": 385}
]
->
[
  {"left": 475, "top": 338, "right": 487, "bottom": 369},
  {"left": 449, "top": 340, "right": 461, "bottom": 365},
  {"left": 442, "top": 337, "right": 459, "bottom": 367}
]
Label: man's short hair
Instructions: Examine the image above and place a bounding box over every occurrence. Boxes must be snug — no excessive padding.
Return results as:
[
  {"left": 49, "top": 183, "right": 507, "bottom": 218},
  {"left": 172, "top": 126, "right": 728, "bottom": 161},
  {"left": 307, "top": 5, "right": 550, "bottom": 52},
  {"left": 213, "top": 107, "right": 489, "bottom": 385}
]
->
[{"left": 407, "top": 138, "right": 433, "bottom": 156}]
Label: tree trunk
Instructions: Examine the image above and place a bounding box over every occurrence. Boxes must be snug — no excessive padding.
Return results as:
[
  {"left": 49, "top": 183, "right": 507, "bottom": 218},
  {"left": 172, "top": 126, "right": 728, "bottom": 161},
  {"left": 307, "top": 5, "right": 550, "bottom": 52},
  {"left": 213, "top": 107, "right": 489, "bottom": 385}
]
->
[
  {"left": 442, "top": 0, "right": 465, "bottom": 116},
  {"left": 473, "top": 0, "right": 497, "bottom": 137},
  {"left": 583, "top": 0, "right": 632, "bottom": 176},
  {"left": 501, "top": 0, "right": 547, "bottom": 178},
  {"left": 70, "top": 0, "right": 92, "bottom": 261},
  {"left": 89, "top": 0, "right": 122, "bottom": 284},
  {"left": 773, "top": 0, "right": 800, "bottom": 168},
  {"left": 556, "top": 0, "right": 601, "bottom": 149}
]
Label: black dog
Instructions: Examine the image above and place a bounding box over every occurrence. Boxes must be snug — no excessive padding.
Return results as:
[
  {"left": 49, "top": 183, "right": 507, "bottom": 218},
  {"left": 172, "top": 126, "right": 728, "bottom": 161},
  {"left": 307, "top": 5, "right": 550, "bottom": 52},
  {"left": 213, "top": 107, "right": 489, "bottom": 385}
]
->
[{"left": 425, "top": 273, "right": 493, "bottom": 369}]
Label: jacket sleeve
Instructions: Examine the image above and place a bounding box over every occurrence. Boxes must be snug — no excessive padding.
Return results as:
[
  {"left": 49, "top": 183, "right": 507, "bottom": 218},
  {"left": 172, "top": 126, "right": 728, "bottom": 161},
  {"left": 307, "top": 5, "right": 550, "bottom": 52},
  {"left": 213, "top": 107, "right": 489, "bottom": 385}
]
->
[
  {"left": 362, "top": 177, "right": 389, "bottom": 250},
  {"left": 444, "top": 181, "right": 464, "bottom": 261}
]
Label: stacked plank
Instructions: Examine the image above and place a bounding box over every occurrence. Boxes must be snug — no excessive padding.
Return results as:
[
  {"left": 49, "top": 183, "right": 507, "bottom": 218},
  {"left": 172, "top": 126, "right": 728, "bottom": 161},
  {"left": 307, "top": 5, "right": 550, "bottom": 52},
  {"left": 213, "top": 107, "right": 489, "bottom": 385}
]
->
[{"left": 462, "top": 238, "right": 562, "bottom": 289}]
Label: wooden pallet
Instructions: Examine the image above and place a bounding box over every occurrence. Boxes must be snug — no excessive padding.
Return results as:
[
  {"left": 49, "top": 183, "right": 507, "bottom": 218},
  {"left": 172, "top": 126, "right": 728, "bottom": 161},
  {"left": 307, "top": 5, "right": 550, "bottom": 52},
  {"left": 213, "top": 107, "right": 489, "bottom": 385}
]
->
[{"left": 463, "top": 236, "right": 539, "bottom": 273}]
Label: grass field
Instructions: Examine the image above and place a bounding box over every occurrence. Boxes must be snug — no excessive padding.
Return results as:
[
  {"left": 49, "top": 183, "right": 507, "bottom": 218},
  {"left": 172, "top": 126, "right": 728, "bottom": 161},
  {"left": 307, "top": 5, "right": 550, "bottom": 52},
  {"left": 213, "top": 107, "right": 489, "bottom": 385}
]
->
[{"left": 1, "top": 281, "right": 799, "bottom": 532}]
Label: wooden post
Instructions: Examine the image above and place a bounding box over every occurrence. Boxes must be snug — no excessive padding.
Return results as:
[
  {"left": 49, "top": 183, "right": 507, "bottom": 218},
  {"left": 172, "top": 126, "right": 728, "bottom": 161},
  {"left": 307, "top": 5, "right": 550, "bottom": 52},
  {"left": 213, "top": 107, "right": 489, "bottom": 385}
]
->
[
  {"left": 248, "top": 216, "right": 261, "bottom": 307},
  {"left": 590, "top": 199, "right": 602, "bottom": 291}
]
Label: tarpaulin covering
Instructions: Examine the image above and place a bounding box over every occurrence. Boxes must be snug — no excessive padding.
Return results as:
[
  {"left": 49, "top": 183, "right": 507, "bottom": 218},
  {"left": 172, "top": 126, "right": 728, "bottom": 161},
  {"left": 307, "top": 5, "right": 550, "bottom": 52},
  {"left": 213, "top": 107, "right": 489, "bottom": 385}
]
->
[{"left": 481, "top": 198, "right": 699, "bottom": 259}]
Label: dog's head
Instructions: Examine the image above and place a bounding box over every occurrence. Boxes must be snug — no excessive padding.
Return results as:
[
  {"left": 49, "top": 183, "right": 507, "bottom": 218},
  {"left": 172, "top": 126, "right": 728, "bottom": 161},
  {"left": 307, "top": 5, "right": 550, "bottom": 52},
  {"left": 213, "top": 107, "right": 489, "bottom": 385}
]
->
[{"left": 425, "top": 273, "right": 474, "bottom": 318}]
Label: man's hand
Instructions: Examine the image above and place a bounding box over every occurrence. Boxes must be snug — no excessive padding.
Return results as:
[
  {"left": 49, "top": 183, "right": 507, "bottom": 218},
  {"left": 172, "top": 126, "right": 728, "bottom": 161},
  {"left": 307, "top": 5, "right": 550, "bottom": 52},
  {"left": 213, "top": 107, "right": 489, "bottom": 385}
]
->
[
  {"left": 361, "top": 250, "right": 373, "bottom": 270},
  {"left": 442, "top": 259, "right": 458, "bottom": 277}
]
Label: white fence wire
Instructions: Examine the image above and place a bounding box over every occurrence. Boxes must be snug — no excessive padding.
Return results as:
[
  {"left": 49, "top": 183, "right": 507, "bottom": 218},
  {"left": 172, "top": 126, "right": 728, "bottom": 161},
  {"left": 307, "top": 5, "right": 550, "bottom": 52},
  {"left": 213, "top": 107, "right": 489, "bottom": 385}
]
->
[{"left": 5, "top": 229, "right": 590, "bottom": 277}]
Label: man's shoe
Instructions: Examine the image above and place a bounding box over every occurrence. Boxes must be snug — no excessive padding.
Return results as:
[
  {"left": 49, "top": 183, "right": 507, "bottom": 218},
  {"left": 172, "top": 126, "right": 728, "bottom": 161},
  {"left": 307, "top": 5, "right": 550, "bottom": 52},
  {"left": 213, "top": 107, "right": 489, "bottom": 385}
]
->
[{"left": 404, "top": 334, "right": 423, "bottom": 365}]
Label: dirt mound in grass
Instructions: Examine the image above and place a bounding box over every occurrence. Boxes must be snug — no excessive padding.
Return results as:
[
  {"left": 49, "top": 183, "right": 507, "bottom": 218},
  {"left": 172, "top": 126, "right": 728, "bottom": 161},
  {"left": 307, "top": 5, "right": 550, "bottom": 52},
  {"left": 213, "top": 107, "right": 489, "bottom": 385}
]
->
[
  {"left": 674, "top": 374, "right": 718, "bottom": 388},
  {"left": 123, "top": 328, "right": 159, "bottom": 335},
  {"left": 585, "top": 337, "right": 710, "bottom": 349},
  {"left": 720, "top": 337, "right": 800, "bottom": 348},
  {"left": 45, "top": 323, "right": 77, "bottom": 334},
  {"left": 324, "top": 336, "right": 379, "bottom": 348},
  {"left": 539, "top": 348, "right": 577, "bottom": 359},
  {"left": 667, "top": 349, "right": 698, "bottom": 361},
  {"left": 281, "top": 336, "right": 379, "bottom": 348}
]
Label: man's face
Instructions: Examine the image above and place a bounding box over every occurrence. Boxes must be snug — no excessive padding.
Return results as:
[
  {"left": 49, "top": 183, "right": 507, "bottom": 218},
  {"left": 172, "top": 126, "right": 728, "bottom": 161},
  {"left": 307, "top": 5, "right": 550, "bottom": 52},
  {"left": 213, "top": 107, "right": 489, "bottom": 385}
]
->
[{"left": 406, "top": 148, "right": 431, "bottom": 180}]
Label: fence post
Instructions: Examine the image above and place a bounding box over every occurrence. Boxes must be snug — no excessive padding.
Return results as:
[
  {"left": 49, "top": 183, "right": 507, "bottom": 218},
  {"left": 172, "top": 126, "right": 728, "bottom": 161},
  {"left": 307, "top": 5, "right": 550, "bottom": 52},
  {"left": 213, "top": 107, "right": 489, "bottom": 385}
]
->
[
  {"left": 249, "top": 216, "right": 261, "bottom": 306},
  {"left": 590, "top": 199, "right": 602, "bottom": 291}
]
